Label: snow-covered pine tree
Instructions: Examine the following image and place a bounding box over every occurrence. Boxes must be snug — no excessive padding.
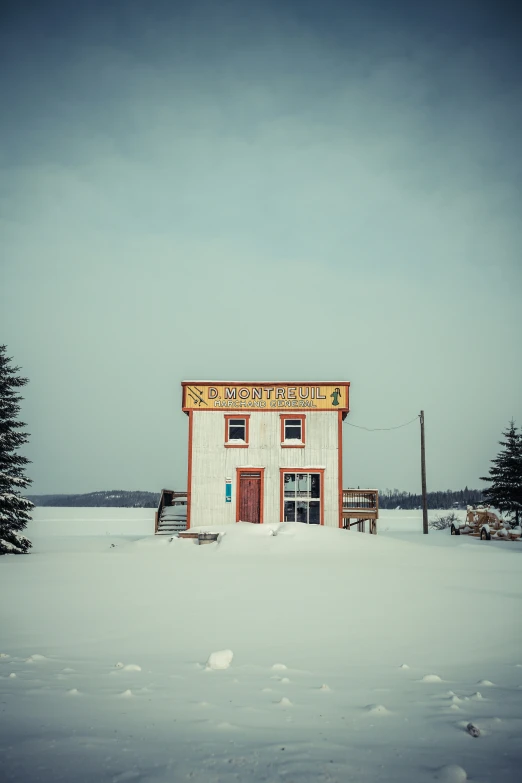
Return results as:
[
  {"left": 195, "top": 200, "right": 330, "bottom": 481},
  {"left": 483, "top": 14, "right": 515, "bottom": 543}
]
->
[
  {"left": 480, "top": 420, "right": 522, "bottom": 527},
  {"left": 0, "top": 345, "right": 33, "bottom": 554}
]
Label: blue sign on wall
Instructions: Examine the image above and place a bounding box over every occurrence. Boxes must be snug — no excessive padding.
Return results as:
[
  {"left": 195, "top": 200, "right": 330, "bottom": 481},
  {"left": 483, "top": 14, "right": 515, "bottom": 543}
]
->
[{"left": 225, "top": 479, "right": 232, "bottom": 503}]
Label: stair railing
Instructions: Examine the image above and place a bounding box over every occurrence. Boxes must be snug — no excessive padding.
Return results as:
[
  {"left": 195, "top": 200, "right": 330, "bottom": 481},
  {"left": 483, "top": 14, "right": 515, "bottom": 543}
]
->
[
  {"left": 155, "top": 489, "right": 188, "bottom": 533},
  {"left": 155, "top": 489, "right": 174, "bottom": 534}
]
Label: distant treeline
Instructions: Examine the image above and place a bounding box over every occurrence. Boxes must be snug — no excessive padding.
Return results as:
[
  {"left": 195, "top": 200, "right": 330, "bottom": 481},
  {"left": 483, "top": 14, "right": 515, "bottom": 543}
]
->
[
  {"left": 378, "top": 488, "right": 483, "bottom": 510},
  {"left": 28, "top": 487, "right": 484, "bottom": 510},
  {"left": 28, "top": 490, "right": 160, "bottom": 508}
]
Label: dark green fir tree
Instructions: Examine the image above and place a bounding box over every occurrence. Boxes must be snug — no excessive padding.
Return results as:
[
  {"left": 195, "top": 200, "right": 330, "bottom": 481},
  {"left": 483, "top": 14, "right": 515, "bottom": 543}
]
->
[
  {"left": 0, "top": 345, "right": 33, "bottom": 554},
  {"left": 480, "top": 420, "right": 522, "bottom": 527}
]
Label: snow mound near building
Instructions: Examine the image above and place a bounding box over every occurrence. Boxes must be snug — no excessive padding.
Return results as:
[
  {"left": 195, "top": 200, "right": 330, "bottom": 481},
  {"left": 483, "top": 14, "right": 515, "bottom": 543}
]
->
[
  {"left": 420, "top": 674, "right": 444, "bottom": 683},
  {"left": 436, "top": 765, "right": 467, "bottom": 782},
  {"left": 206, "top": 649, "right": 234, "bottom": 670},
  {"left": 365, "top": 703, "right": 392, "bottom": 715}
]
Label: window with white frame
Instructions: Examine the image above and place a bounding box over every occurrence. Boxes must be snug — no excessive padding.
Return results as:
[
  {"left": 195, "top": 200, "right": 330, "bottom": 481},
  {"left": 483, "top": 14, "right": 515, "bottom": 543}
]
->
[
  {"left": 284, "top": 419, "right": 302, "bottom": 439},
  {"left": 225, "top": 416, "right": 249, "bottom": 447},
  {"left": 283, "top": 472, "right": 321, "bottom": 524},
  {"left": 280, "top": 414, "right": 305, "bottom": 446}
]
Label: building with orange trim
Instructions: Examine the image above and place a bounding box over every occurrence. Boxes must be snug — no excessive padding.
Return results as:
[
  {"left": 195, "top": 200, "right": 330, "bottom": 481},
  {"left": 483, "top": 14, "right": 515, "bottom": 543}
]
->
[{"left": 181, "top": 382, "right": 351, "bottom": 528}]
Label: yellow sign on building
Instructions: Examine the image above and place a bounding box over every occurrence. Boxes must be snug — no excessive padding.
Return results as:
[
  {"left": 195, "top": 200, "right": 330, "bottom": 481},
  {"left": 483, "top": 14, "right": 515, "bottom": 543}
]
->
[{"left": 182, "top": 382, "right": 350, "bottom": 412}]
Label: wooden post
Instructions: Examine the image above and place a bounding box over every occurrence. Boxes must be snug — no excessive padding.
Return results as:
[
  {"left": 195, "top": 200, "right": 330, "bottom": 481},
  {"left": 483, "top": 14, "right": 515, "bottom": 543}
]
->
[{"left": 420, "top": 411, "right": 428, "bottom": 534}]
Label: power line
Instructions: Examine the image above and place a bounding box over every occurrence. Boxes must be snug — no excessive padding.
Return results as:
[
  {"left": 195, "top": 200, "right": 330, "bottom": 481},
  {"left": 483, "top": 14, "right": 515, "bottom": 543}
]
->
[{"left": 346, "top": 415, "right": 419, "bottom": 432}]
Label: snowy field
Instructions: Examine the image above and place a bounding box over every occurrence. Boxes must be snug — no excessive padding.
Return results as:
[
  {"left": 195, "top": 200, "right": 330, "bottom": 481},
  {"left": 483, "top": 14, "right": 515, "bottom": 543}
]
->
[{"left": 1, "top": 509, "right": 522, "bottom": 783}]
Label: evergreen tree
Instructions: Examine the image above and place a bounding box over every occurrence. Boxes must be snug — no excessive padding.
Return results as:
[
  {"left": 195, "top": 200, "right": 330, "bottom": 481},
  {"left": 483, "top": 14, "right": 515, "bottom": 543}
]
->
[
  {"left": 480, "top": 420, "right": 522, "bottom": 527},
  {"left": 0, "top": 345, "right": 33, "bottom": 554}
]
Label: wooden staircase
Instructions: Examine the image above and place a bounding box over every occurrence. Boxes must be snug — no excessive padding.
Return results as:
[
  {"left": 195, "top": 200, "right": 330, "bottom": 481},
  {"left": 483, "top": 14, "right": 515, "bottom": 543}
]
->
[{"left": 155, "top": 489, "right": 188, "bottom": 535}]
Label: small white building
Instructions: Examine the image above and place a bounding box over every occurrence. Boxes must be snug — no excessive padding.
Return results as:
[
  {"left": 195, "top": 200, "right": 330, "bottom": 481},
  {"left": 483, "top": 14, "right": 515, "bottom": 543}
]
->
[{"left": 163, "top": 381, "right": 377, "bottom": 531}]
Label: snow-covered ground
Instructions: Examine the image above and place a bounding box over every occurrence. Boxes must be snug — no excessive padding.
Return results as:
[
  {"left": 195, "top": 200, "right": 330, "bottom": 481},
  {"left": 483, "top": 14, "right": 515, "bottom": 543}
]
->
[{"left": 1, "top": 508, "right": 522, "bottom": 783}]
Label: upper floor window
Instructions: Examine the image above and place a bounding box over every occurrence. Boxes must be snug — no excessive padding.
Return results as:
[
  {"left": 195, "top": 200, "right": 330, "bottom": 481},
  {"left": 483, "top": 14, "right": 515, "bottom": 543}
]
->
[
  {"left": 280, "top": 414, "right": 306, "bottom": 447},
  {"left": 225, "top": 415, "right": 250, "bottom": 448}
]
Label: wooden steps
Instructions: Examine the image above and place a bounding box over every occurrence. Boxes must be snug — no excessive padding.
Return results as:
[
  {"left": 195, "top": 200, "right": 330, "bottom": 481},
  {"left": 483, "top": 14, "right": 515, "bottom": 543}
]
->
[
  {"left": 156, "top": 512, "right": 187, "bottom": 535},
  {"left": 155, "top": 489, "right": 188, "bottom": 535}
]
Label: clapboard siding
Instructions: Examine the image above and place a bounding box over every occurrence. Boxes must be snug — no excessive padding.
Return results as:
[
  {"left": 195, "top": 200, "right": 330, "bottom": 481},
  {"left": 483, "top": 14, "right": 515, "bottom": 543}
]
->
[{"left": 190, "top": 411, "right": 339, "bottom": 527}]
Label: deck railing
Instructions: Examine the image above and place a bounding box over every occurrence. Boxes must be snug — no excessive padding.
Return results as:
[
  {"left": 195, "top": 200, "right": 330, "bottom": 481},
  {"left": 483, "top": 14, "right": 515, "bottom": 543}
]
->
[
  {"left": 342, "top": 489, "right": 379, "bottom": 533},
  {"left": 342, "top": 489, "right": 378, "bottom": 514}
]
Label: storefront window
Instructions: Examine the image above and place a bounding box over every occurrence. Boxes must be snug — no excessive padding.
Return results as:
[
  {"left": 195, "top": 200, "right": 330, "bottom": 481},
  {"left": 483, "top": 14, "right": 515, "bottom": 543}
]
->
[{"left": 283, "top": 472, "right": 322, "bottom": 524}]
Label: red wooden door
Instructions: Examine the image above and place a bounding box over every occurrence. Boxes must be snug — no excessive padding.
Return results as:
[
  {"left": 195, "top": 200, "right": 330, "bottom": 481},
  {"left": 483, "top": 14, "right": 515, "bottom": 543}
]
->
[{"left": 239, "top": 472, "right": 261, "bottom": 523}]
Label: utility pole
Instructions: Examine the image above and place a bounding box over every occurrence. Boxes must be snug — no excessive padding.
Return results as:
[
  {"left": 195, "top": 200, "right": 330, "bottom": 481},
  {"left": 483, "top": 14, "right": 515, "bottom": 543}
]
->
[{"left": 420, "top": 410, "right": 428, "bottom": 534}]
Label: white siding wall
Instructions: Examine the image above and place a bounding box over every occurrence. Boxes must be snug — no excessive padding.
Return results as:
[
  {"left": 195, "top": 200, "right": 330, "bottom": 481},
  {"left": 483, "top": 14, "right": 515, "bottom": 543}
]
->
[{"left": 190, "top": 411, "right": 339, "bottom": 527}]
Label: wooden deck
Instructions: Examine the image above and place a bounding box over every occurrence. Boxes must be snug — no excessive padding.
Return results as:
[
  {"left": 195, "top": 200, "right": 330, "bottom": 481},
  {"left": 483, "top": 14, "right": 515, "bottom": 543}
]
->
[{"left": 342, "top": 489, "right": 379, "bottom": 533}]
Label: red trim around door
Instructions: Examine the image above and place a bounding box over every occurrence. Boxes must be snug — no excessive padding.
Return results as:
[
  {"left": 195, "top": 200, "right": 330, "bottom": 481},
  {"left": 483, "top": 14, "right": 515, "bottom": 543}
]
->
[{"left": 236, "top": 467, "right": 265, "bottom": 523}]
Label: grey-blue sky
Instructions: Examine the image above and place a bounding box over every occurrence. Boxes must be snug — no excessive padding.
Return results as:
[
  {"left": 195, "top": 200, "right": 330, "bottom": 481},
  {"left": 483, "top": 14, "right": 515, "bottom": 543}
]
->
[{"left": 1, "top": 0, "right": 521, "bottom": 494}]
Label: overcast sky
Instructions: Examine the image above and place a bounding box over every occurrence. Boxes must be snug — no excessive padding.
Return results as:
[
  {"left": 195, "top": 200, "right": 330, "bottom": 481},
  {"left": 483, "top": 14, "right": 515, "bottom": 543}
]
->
[{"left": 1, "top": 0, "right": 521, "bottom": 495}]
